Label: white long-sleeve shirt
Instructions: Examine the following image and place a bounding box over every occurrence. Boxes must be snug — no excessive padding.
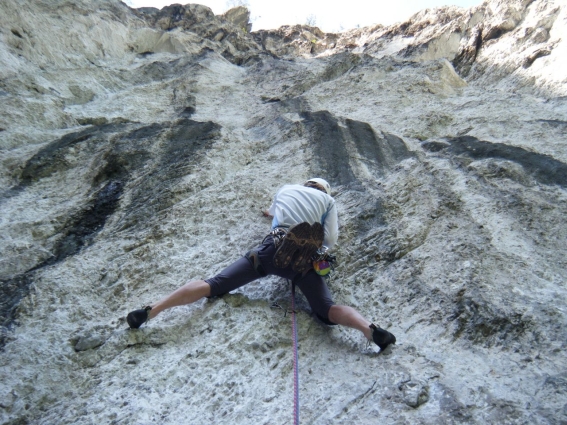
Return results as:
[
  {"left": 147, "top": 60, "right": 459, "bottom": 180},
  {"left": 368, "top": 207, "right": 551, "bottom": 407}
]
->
[{"left": 267, "top": 184, "right": 338, "bottom": 250}]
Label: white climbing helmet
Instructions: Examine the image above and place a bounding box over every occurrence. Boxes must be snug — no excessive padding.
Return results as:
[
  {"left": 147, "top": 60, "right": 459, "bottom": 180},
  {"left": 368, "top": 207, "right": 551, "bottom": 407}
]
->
[{"left": 306, "top": 178, "right": 331, "bottom": 195}]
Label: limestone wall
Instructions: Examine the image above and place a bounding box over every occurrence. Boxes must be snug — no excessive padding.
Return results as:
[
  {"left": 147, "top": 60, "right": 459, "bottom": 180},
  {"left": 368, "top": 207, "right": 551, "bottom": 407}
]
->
[{"left": 1, "top": 0, "right": 566, "bottom": 423}]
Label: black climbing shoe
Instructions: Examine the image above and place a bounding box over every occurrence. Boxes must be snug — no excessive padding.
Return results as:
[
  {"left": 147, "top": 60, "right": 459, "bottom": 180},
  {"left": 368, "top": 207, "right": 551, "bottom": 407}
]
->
[
  {"left": 127, "top": 306, "right": 152, "bottom": 329},
  {"left": 370, "top": 323, "right": 396, "bottom": 351}
]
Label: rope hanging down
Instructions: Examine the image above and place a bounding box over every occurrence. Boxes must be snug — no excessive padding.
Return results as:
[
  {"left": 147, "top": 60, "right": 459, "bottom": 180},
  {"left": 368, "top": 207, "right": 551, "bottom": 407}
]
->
[
  {"left": 291, "top": 281, "right": 300, "bottom": 425},
  {"left": 271, "top": 281, "right": 301, "bottom": 424}
]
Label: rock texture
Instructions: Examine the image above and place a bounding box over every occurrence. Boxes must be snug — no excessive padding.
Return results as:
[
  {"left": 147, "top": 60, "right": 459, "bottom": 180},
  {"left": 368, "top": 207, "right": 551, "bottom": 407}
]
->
[{"left": 1, "top": 0, "right": 566, "bottom": 424}]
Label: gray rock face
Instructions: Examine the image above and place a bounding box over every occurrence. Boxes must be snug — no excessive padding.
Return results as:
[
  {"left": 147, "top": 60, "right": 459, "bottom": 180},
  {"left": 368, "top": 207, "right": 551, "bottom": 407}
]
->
[
  {"left": 1, "top": 0, "right": 566, "bottom": 424},
  {"left": 74, "top": 333, "right": 105, "bottom": 352},
  {"left": 222, "top": 6, "right": 252, "bottom": 33}
]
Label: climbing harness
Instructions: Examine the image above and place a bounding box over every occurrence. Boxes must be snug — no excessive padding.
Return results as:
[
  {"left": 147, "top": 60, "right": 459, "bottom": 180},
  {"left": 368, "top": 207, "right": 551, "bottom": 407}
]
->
[{"left": 245, "top": 227, "right": 289, "bottom": 277}]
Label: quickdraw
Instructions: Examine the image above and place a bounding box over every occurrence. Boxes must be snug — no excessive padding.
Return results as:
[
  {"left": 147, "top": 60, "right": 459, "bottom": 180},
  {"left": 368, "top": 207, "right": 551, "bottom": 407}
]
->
[{"left": 263, "top": 227, "right": 288, "bottom": 247}]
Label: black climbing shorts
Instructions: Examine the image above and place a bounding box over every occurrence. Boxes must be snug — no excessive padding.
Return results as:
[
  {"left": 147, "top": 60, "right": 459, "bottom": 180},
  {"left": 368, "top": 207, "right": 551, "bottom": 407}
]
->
[{"left": 205, "top": 236, "right": 336, "bottom": 324}]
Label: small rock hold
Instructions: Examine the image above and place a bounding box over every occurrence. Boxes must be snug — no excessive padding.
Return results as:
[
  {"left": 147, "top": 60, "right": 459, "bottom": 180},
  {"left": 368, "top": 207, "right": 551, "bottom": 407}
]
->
[
  {"left": 400, "top": 380, "right": 430, "bottom": 408},
  {"left": 74, "top": 334, "right": 105, "bottom": 352},
  {"left": 263, "top": 393, "right": 276, "bottom": 402}
]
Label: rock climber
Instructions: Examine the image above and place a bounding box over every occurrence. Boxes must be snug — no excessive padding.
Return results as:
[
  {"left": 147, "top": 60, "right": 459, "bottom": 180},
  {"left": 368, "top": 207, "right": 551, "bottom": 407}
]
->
[{"left": 126, "top": 178, "right": 396, "bottom": 351}]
